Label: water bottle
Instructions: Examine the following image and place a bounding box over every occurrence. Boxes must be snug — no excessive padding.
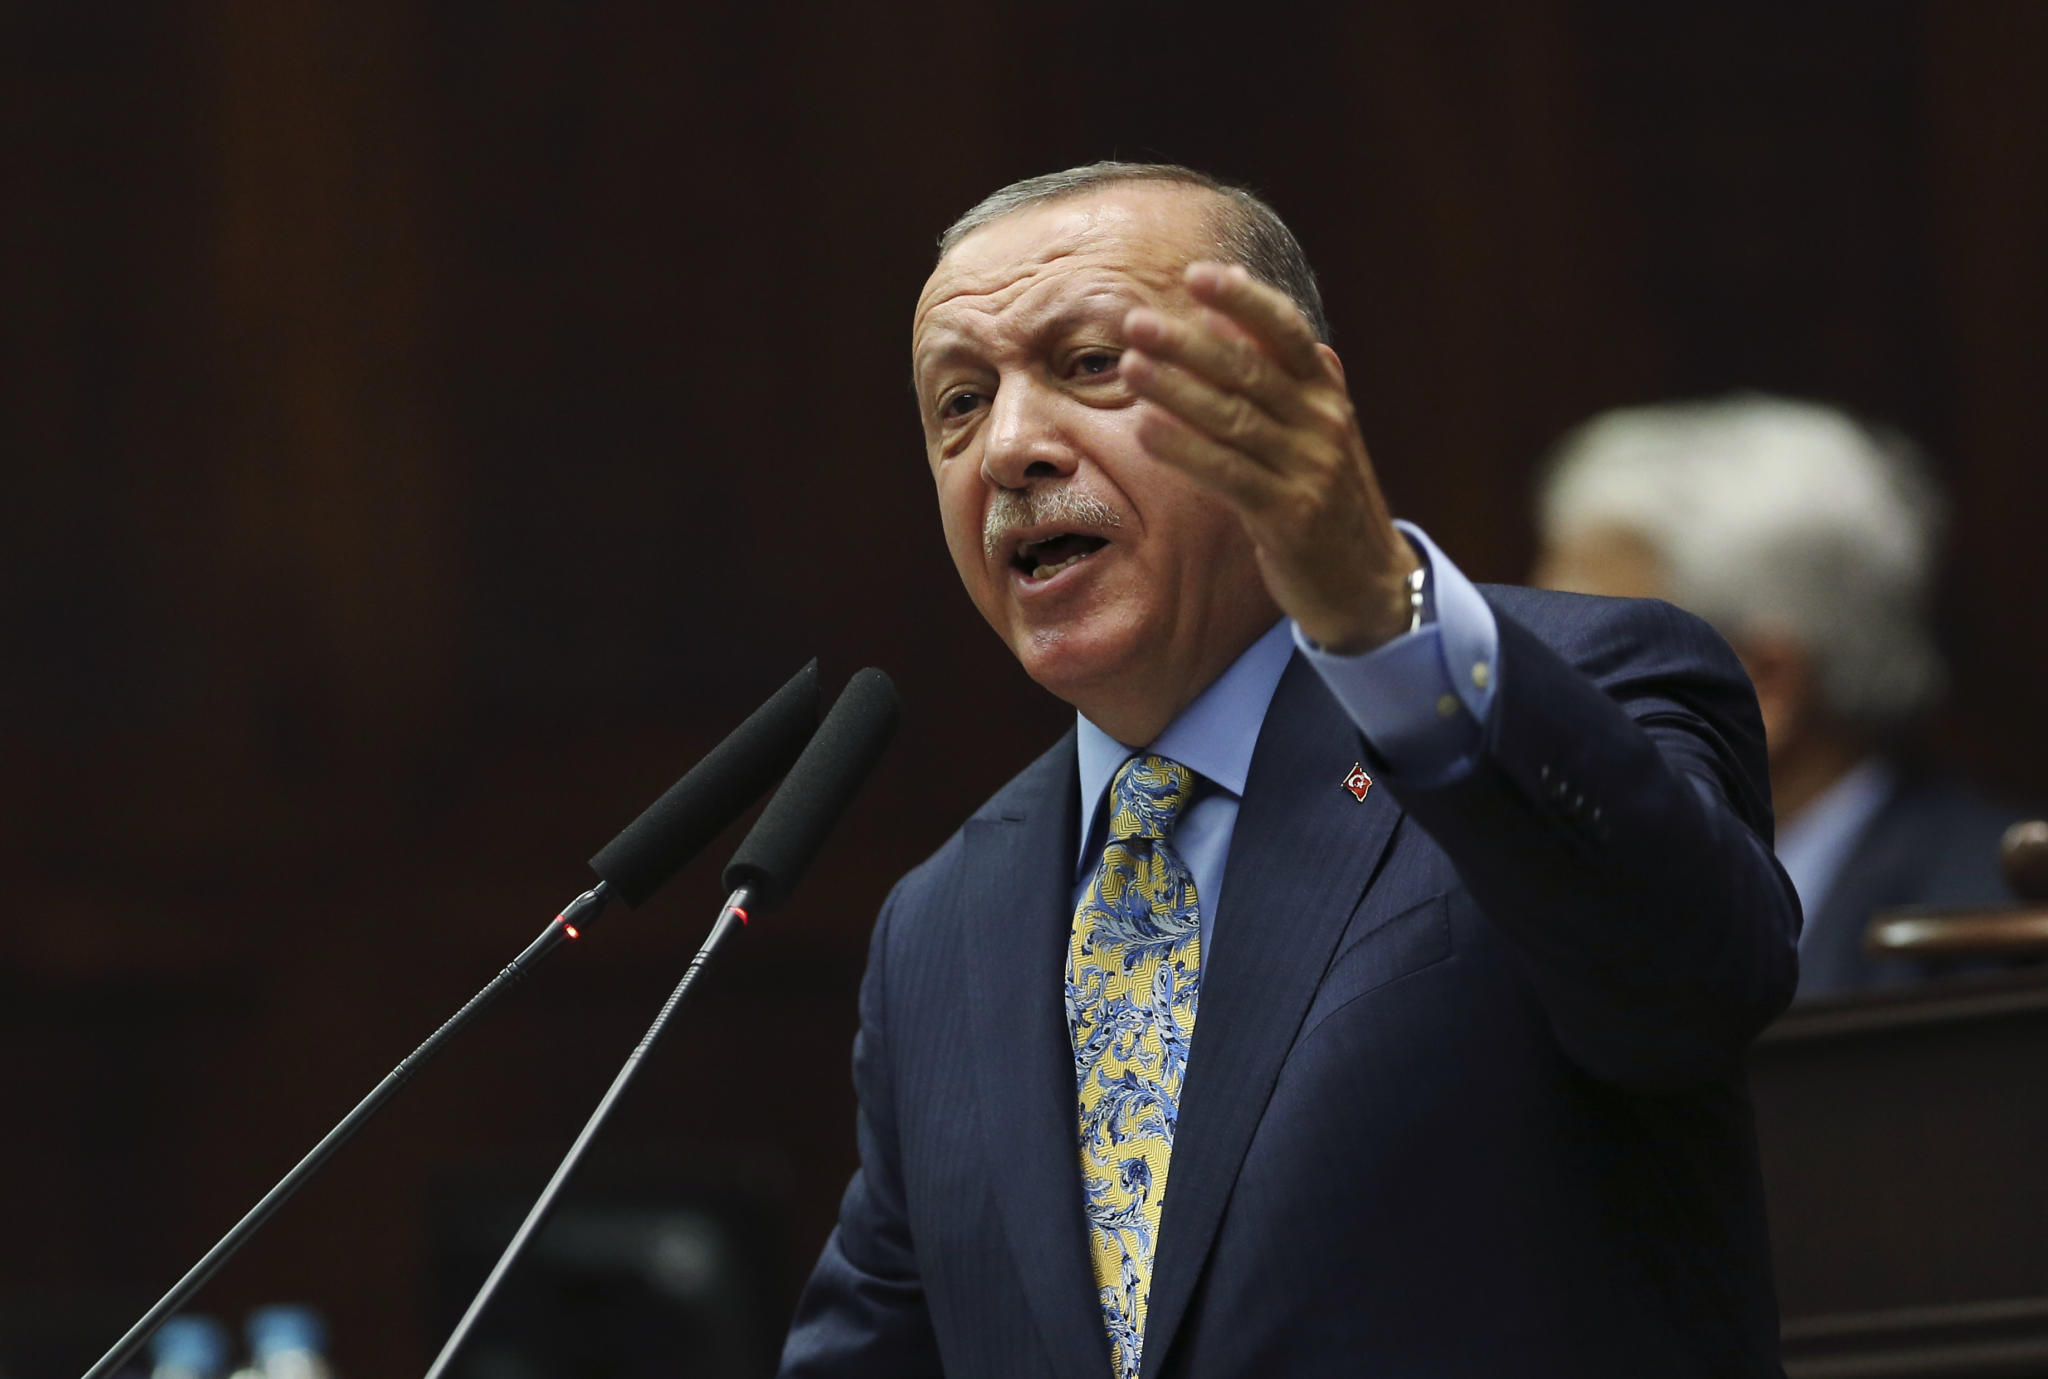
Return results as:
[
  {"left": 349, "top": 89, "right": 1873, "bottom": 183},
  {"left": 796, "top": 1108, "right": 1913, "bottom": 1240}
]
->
[{"left": 148, "top": 1315, "right": 231, "bottom": 1379}]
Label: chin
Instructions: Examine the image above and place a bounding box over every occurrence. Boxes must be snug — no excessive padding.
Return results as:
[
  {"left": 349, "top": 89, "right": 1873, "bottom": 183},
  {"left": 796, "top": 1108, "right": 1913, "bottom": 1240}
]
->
[{"left": 1008, "top": 614, "right": 1150, "bottom": 712}]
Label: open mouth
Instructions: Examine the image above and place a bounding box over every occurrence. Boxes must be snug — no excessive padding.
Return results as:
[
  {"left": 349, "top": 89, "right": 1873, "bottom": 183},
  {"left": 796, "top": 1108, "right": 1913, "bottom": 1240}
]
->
[{"left": 1011, "top": 532, "right": 1110, "bottom": 582}]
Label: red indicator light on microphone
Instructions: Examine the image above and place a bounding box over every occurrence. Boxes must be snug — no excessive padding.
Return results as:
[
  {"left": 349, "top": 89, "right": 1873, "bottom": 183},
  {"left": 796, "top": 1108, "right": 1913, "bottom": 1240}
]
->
[
  {"left": 731, "top": 907, "right": 749, "bottom": 926},
  {"left": 564, "top": 924, "right": 580, "bottom": 939}
]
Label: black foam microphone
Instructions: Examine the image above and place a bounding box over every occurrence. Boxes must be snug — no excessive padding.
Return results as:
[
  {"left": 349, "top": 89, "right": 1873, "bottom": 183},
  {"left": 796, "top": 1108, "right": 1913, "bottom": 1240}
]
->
[
  {"left": 591, "top": 658, "right": 821, "bottom": 905},
  {"left": 82, "top": 662, "right": 822, "bottom": 1379},
  {"left": 724, "top": 665, "right": 900, "bottom": 914},
  {"left": 422, "top": 668, "right": 900, "bottom": 1379}
]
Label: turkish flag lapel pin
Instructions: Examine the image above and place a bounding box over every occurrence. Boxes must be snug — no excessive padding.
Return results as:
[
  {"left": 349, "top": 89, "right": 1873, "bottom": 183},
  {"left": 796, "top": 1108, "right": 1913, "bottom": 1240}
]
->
[{"left": 1342, "top": 763, "right": 1373, "bottom": 801}]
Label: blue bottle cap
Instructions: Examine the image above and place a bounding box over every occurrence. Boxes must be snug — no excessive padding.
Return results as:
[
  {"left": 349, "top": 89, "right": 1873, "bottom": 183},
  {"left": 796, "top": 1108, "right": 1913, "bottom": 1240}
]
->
[
  {"left": 245, "top": 1304, "right": 328, "bottom": 1359},
  {"left": 150, "top": 1315, "right": 230, "bottom": 1374}
]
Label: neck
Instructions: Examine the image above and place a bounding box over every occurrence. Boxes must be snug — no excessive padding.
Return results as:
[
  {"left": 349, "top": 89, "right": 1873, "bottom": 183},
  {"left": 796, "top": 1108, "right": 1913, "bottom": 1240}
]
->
[
  {"left": 1079, "top": 666, "right": 1223, "bottom": 748},
  {"left": 1071, "top": 619, "right": 1277, "bottom": 747}
]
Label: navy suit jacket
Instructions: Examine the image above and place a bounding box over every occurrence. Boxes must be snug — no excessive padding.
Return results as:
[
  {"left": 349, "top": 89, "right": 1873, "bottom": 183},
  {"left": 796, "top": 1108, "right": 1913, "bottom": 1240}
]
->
[{"left": 781, "top": 587, "right": 1802, "bottom": 1377}]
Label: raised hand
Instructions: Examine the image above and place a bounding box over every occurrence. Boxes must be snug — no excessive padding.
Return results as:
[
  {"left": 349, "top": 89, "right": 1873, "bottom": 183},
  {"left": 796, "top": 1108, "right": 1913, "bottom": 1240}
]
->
[{"left": 1121, "top": 262, "right": 1420, "bottom": 655}]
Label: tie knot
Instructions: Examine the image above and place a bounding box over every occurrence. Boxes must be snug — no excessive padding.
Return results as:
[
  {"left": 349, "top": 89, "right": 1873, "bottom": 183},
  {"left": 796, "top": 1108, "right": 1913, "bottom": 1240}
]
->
[{"left": 1107, "top": 754, "right": 1196, "bottom": 842}]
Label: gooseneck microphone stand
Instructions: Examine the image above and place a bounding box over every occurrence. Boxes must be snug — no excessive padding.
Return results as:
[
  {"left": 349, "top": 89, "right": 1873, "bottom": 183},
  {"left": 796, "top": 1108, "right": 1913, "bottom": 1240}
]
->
[
  {"left": 421, "top": 887, "right": 754, "bottom": 1379},
  {"left": 78, "top": 658, "right": 826, "bottom": 1379},
  {"left": 422, "top": 666, "right": 899, "bottom": 1379},
  {"left": 80, "top": 885, "right": 610, "bottom": 1379}
]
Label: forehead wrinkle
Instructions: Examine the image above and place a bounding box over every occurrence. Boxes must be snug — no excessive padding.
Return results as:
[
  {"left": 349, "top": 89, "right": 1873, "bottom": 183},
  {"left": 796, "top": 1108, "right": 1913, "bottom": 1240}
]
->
[
  {"left": 917, "top": 181, "right": 1219, "bottom": 312},
  {"left": 913, "top": 189, "right": 1217, "bottom": 388},
  {"left": 913, "top": 244, "right": 1083, "bottom": 361},
  {"left": 919, "top": 244, "right": 1082, "bottom": 321},
  {"left": 913, "top": 260, "right": 1189, "bottom": 381}
]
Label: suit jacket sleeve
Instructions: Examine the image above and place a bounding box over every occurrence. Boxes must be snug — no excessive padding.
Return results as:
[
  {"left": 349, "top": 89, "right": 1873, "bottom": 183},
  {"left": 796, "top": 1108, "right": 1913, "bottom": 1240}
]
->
[
  {"left": 1373, "top": 592, "right": 1801, "bottom": 1092},
  {"left": 778, "top": 883, "right": 945, "bottom": 1378}
]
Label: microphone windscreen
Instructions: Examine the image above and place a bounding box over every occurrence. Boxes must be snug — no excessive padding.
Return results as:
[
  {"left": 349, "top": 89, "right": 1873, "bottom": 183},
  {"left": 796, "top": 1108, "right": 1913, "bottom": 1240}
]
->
[
  {"left": 722, "top": 667, "right": 899, "bottom": 914},
  {"left": 590, "top": 660, "right": 821, "bottom": 907}
]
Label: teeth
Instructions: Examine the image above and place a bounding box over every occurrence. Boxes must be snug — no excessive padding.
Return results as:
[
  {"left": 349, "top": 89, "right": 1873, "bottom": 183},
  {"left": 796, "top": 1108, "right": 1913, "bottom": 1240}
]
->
[{"left": 1031, "top": 552, "right": 1087, "bottom": 580}]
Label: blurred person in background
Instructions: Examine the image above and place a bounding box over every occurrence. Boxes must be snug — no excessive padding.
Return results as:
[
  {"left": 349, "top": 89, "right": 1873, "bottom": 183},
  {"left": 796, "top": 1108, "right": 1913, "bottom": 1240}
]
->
[{"left": 1533, "top": 394, "right": 2023, "bottom": 1000}]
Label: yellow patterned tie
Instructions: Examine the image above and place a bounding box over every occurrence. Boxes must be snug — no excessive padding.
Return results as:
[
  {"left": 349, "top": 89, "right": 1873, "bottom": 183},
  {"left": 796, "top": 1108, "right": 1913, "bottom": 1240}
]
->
[{"left": 1067, "top": 754, "right": 1201, "bottom": 1379}]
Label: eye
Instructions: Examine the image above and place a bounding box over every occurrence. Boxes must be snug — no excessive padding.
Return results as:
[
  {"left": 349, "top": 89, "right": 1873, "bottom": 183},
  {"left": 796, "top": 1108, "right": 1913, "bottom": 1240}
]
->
[
  {"left": 1073, "top": 351, "right": 1120, "bottom": 377},
  {"left": 941, "top": 389, "right": 985, "bottom": 419}
]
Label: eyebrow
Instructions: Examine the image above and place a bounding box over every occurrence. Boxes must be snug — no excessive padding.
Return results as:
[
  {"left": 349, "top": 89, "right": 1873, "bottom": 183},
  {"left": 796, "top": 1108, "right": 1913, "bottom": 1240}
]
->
[
  {"left": 1038, "top": 286, "right": 1144, "bottom": 338},
  {"left": 913, "top": 286, "right": 1143, "bottom": 386},
  {"left": 913, "top": 336, "right": 982, "bottom": 374},
  {"left": 910, "top": 338, "right": 983, "bottom": 403}
]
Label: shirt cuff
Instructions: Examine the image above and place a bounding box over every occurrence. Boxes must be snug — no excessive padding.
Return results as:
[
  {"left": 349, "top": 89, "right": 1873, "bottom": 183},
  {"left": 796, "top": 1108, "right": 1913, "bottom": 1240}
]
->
[{"left": 1291, "top": 521, "right": 1500, "bottom": 786}]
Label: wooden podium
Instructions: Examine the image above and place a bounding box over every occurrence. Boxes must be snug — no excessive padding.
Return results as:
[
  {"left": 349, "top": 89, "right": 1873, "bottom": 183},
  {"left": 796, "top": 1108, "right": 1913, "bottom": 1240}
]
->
[
  {"left": 1756, "top": 972, "right": 2048, "bottom": 1376},
  {"left": 1756, "top": 822, "right": 2048, "bottom": 1377}
]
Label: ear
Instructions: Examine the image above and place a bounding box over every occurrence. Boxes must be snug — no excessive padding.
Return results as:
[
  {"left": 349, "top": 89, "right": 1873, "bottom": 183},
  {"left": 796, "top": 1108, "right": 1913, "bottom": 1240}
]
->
[
  {"left": 1316, "top": 341, "right": 1346, "bottom": 384},
  {"left": 1732, "top": 631, "right": 1816, "bottom": 763}
]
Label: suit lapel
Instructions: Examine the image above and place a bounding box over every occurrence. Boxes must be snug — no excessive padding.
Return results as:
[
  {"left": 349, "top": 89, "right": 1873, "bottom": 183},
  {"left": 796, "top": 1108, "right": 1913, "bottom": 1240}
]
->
[
  {"left": 961, "top": 735, "right": 1112, "bottom": 1378},
  {"left": 1140, "top": 655, "right": 1405, "bottom": 1377}
]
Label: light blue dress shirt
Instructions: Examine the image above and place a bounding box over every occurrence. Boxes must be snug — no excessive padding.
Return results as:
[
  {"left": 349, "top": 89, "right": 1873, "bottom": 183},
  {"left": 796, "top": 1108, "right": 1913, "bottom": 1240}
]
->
[
  {"left": 1774, "top": 755, "right": 1896, "bottom": 951},
  {"left": 1074, "top": 522, "right": 1500, "bottom": 938}
]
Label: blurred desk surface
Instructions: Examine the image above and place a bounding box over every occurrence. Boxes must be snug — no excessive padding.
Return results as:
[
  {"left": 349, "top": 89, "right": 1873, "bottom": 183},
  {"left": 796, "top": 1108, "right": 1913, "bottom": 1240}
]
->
[{"left": 1753, "top": 968, "right": 2048, "bottom": 1377}]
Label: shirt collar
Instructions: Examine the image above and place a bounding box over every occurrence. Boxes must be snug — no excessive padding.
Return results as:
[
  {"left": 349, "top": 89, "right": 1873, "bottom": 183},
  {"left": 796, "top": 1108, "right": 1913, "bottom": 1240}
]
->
[
  {"left": 1775, "top": 755, "right": 1898, "bottom": 935},
  {"left": 1074, "top": 618, "right": 1296, "bottom": 874}
]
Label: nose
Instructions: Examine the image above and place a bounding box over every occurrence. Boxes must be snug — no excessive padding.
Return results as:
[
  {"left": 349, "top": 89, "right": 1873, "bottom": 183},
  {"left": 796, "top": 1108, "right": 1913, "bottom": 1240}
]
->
[{"left": 980, "top": 376, "right": 1080, "bottom": 490}]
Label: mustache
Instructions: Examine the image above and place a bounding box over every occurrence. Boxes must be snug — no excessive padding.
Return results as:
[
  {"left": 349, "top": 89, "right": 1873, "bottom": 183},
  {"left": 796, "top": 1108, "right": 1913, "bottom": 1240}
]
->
[{"left": 982, "top": 486, "right": 1123, "bottom": 561}]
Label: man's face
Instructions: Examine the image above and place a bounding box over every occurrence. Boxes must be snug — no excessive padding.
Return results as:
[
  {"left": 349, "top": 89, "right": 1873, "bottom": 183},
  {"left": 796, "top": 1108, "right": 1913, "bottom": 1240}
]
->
[{"left": 911, "top": 185, "right": 1276, "bottom": 723}]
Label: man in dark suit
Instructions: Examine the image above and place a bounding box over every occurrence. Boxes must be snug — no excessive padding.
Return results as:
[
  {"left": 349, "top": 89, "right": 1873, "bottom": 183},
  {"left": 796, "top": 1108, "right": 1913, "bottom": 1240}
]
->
[
  {"left": 1532, "top": 395, "right": 2022, "bottom": 999},
  {"left": 780, "top": 163, "right": 1800, "bottom": 1377}
]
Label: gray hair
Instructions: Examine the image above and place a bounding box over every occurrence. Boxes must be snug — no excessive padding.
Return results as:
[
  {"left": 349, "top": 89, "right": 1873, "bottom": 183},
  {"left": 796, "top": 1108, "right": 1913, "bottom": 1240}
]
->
[
  {"left": 1538, "top": 394, "right": 1947, "bottom": 737},
  {"left": 936, "top": 161, "right": 1331, "bottom": 344}
]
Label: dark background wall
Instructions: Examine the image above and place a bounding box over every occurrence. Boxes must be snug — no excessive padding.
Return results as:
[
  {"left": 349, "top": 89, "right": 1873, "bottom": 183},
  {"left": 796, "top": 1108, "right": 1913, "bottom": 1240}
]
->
[{"left": 4, "top": 3, "right": 2044, "bottom": 1374}]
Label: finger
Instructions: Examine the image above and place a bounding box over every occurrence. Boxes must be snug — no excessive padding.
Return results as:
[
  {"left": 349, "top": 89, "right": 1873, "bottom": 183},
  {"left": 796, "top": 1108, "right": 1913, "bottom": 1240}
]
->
[
  {"left": 1133, "top": 409, "right": 1283, "bottom": 513},
  {"left": 1184, "top": 262, "right": 1324, "bottom": 380},
  {"left": 1124, "top": 305, "right": 1320, "bottom": 429},
  {"left": 1121, "top": 347, "right": 1293, "bottom": 472}
]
